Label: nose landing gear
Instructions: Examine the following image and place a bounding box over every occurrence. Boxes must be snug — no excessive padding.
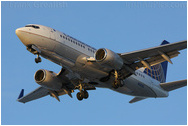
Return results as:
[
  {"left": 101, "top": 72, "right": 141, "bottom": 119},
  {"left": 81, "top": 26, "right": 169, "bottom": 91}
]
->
[{"left": 35, "top": 54, "right": 42, "bottom": 63}]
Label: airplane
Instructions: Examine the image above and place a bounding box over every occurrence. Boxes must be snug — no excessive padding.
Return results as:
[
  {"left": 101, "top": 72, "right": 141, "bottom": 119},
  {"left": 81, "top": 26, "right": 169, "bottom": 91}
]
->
[{"left": 15, "top": 24, "right": 187, "bottom": 103}]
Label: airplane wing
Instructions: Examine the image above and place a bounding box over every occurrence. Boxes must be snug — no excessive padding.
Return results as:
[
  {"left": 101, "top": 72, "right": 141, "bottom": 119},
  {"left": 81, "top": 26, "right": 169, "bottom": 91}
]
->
[
  {"left": 160, "top": 79, "right": 187, "bottom": 91},
  {"left": 120, "top": 40, "right": 187, "bottom": 70},
  {"left": 17, "top": 86, "right": 73, "bottom": 103},
  {"left": 129, "top": 97, "right": 146, "bottom": 103},
  {"left": 17, "top": 86, "right": 50, "bottom": 103},
  {"left": 17, "top": 67, "right": 96, "bottom": 103}
]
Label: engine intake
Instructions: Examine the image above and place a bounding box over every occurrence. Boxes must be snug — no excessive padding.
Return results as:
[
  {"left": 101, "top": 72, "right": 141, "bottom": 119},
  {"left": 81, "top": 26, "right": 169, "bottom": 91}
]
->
[
  {"left": 34, "top": 69, "right": 62, "bottom": 90},
  {"left": 35, "top": 69, "right": 45, "bottom": 82},
  {"left": 95, "top": 48, "right": 123, "bottom": 70}
]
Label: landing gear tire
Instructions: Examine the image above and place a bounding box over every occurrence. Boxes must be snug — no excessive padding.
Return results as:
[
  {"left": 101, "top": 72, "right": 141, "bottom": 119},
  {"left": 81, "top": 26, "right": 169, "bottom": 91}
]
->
[
  {"left": 35, "top": 57, "right": 41, "bottom": 63},
  {"left": 83, "top": 90, "right": 89, "bottom": 99},
  {"left": 77, "top": 92, "right": 83, "bottom": 101},
  {"left": 76, "top": 90, "right": 89, "bottom": 101}
]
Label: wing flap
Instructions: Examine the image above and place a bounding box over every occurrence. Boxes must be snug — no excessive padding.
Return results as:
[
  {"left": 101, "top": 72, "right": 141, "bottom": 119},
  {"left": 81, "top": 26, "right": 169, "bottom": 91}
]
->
[
  {"left": 17, "top": 86, "right": 50, "bottom": 103},
  {"left": 160, "top": 79, "right": 187, "bottom": 91}
]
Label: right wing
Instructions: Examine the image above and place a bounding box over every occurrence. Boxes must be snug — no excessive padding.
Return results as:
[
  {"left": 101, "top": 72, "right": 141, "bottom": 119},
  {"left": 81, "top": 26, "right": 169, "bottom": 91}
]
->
[
  {"left": 160, "top": 79, "right": 187, "bottom": 91},
  {"left": 17, "top": 86, "right": 50, "bottom": 103},
  {"left": 17, "top": 86, "right": 71, "bottom": 103},
  {"left": 17, "top": 68, "right": 96, "bottom": 103}
]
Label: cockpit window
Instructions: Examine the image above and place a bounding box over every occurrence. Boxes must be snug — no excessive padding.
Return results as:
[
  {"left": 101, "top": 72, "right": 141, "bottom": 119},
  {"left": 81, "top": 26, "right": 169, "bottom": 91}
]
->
[{"left": 25, "top": 25, "right": 40, "bottom": 29}]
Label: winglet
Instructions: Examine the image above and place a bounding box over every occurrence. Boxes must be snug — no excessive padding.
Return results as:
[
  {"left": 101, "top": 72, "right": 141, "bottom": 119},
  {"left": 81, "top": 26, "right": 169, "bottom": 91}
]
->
[{"left": 18, "top": 89, "right": 24, "bottom": 99}]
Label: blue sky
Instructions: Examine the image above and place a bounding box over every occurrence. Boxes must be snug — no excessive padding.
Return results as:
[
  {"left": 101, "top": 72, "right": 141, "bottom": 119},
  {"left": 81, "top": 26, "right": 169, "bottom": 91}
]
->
[{"left": 1, "top": 1, "right": 187, "bottom": 125}]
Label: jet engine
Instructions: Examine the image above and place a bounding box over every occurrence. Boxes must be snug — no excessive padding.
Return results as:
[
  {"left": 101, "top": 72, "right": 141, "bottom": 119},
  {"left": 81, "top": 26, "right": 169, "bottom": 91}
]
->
[
  {"left": 34, "top": 69, "right": 62, "bottom": 90},
  {"left": 95, "top": 48, "right": 124, "bottom": 70}
]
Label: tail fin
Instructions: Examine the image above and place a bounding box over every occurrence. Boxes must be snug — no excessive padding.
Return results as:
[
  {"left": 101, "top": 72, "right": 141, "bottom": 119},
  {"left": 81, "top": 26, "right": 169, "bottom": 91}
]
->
[{"left": 143, "top": 40, "right": 169, "bottom": 83}]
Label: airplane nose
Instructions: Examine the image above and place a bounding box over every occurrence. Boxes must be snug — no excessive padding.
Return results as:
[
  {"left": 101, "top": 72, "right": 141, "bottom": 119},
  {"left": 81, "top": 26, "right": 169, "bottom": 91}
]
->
[
  {"left": 15, "top": 28, "right": 29, "bottom": 46},
  {"left": 15, "top": 28, "right": 21, "bottom": 37}
]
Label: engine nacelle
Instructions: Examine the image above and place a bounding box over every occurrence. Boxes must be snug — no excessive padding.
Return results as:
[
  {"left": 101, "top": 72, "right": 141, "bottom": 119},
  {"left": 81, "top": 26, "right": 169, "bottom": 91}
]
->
[
  {"left": 95, "top": 48, "right": 124, "bottom": 70},
  {"left": 34, "top": 69, "right": 62, "bottom": 90}
]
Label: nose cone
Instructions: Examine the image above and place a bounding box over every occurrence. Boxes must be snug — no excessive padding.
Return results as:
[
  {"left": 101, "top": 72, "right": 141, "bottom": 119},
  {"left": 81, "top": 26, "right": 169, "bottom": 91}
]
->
[
  {"left": 15, "top": 28, "right": 21, "bottom": 37},
  {"left": 15, "top": 27, "right": 30, "bottom": 46}
]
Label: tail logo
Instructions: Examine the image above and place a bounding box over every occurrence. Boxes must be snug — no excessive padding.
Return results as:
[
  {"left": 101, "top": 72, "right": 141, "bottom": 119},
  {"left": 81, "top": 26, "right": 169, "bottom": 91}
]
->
[{"left": 143, "top": 63, "right": 166, "bottom": 83}]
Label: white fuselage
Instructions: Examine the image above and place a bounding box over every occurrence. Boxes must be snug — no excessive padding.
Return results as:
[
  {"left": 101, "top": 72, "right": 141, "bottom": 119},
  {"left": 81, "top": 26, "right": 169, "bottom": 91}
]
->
[{"left": 16, "top": 24, "right": 169, "bottom": 98}]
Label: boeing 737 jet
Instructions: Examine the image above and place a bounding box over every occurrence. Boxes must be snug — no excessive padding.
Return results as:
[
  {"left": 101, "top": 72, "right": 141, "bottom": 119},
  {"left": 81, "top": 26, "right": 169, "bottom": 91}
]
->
[{"left": 15, "top": 24, "right": 187, "bottom": 103}]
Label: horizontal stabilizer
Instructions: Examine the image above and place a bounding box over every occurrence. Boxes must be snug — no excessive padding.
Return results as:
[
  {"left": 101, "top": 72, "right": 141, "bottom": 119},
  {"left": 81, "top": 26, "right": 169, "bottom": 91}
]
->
[
  {"left": 129, "top": 97, "right": 146, "bottom": 103},
  {"left": 160, "top": 79, "right": 187, "bottom": 91}
]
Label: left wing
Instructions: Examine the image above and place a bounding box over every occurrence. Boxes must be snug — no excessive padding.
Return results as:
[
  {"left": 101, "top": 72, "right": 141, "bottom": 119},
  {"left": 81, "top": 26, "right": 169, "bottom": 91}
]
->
[{"left": 120, "top": 40, "right": 187, "bottom": 71}]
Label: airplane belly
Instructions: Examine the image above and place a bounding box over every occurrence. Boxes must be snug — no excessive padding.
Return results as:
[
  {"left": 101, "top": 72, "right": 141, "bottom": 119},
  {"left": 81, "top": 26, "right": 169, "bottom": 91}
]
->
[{"left": 122, "top": 76, "right": 157, "bottom": 97}]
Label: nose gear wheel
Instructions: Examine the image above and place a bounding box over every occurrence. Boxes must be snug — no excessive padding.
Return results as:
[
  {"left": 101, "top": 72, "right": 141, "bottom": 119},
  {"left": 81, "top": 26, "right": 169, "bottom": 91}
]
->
[{"left": 35, "top": 54, "right": 42, "bottom": 63}]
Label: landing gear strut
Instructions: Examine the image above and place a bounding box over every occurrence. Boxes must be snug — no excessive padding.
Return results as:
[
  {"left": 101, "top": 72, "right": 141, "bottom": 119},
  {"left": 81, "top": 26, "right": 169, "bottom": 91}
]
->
[
  {"left": 35, "top": 54, "right": 42, "bottom": 63},
  {"left": 112, "top": 80, "right": 123, "bottom": 89},
  {"left": 112, "top": 70, "right": 124, "bottom": 89}
]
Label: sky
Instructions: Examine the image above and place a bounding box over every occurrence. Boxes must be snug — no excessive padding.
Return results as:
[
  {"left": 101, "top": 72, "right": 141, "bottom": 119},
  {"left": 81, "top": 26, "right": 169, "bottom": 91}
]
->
[{"left": 1, "top": 1, "right": 187, "bottom": 125}]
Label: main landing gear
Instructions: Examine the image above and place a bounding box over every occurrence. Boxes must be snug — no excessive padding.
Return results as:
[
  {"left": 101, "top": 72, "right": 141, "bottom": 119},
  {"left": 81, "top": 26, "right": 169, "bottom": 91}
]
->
[
  {"left": 112, "top": 80, "right": 123, "bottom": 89},
  {"left": 76, "top": 82, "right": 89, "bottom": 101},
  {"left": 112, "top": 70, "right": 124, "bottom": 89},
  {"left": 35, "top": 54, "right": 42, "bottom": 63},
  {"left": 77, "top": 90, "right": 89, "bottom": 101}
]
